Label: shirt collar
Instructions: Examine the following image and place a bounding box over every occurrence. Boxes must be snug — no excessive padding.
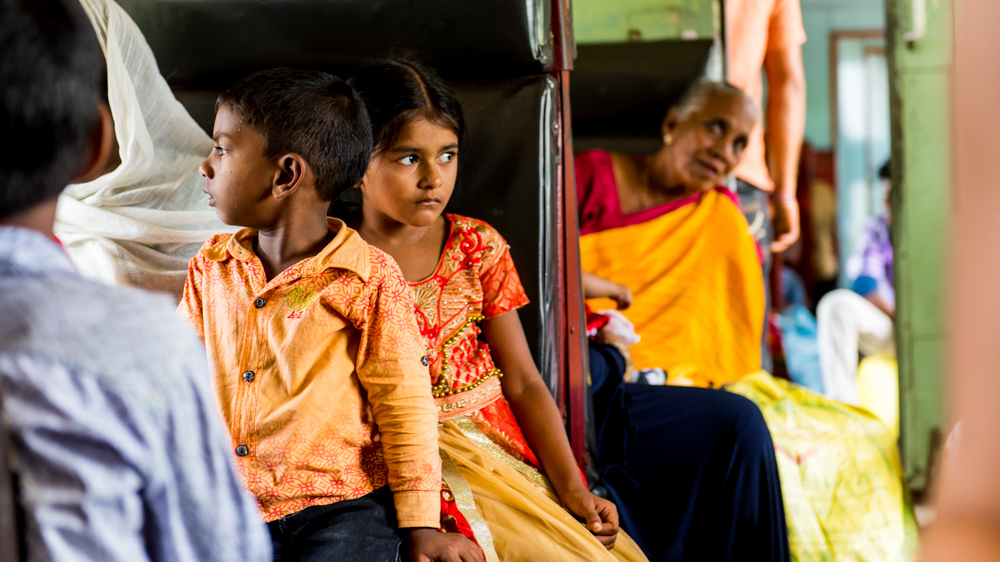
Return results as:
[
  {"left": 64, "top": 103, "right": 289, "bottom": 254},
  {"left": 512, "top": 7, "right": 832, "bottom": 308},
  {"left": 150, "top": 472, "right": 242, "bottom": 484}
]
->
[
  {"left": 201, "top": 217, "right": 371, "bottom": 282},
  {"left": 0, "top": 226, "right": 76, "bottom": 277}
]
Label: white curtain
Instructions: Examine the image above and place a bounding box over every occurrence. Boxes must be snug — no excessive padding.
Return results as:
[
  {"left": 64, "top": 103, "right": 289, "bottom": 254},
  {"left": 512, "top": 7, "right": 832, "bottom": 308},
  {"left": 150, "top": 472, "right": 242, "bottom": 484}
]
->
[{"left": 55, "top": 0, "right": 234, "bottom": 299}]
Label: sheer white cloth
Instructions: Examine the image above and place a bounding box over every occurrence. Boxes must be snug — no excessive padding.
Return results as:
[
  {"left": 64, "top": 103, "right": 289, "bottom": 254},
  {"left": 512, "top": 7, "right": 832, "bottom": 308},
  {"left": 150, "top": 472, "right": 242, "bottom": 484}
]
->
[{"left": 55, "top": 0, "right": 233, "bottom": 299}]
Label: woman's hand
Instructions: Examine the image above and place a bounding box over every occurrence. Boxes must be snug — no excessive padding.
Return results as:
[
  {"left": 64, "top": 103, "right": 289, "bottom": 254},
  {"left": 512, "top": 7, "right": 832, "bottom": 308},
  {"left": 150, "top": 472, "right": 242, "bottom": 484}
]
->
[
  {"left": 582, "top": 271, "right": 633, "bottom": 309},
  {"left": 611, "top": 283, "right": 633, "bottom": 310},
  {"left": 558, "top": 486, "right": 620, "bottom": 550},
  {"left": 406, "top": 528, "right": 485, "bottom": 562}
]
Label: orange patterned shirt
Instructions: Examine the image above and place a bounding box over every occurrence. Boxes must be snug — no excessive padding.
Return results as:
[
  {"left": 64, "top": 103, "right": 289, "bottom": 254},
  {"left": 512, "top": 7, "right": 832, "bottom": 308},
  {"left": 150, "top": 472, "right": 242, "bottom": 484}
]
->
[
  {"left": 410, "top": 215, "right": 538, "bottom": 465},
  {"left": 178, "top": 218, "right": 441, "bottom": 527}
]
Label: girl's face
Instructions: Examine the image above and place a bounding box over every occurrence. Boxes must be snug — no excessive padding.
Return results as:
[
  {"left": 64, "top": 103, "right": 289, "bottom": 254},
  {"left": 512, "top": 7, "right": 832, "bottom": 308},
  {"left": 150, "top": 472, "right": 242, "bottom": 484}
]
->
[
  {"left": 662, "top": 91, "right": 756, "bottom": 193},
  {"left": 359, "top": 117, "right": 459, "bottom": 229}
]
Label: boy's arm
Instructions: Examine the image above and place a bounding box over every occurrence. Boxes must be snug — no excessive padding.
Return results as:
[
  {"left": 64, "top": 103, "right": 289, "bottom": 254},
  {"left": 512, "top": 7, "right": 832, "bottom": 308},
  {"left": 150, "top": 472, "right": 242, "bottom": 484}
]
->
[
  {"left": 355, "top": 259, "right": 441, "bottom": 529},
  {"left": 177, "top": 255, "right": 206, "bottom": 339}
]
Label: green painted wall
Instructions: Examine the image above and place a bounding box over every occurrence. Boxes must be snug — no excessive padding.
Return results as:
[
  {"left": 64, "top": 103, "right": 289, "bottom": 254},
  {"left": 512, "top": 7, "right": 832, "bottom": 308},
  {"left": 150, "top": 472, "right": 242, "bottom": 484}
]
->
[
  {"left": 573, "top": 0, "right": 717, "bottom": 43},
  {"left": 886, "top": 0, "right": 951, "bottom": 493}
]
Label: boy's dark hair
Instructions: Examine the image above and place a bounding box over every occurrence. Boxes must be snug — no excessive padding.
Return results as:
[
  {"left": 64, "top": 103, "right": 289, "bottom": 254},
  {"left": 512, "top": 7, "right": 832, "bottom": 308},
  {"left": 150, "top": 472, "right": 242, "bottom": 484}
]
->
[
  {"left": 348, "top": 59, "right": 464, "bottom": 156},
  {"left": 217, "top": 68, "right": 372, "bottom": 202},
  {"left": 0, "top": 0, "right": 105, "bottom": 220},
  {"left": 878, "top": 160, "right": 892, "bottom": 182}
]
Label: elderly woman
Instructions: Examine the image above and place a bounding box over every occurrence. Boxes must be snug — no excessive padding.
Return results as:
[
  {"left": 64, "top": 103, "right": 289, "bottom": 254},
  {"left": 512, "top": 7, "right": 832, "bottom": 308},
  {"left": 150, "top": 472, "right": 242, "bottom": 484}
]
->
[{"left": 578, "top": 80, "right": 917, "bottom": 561}]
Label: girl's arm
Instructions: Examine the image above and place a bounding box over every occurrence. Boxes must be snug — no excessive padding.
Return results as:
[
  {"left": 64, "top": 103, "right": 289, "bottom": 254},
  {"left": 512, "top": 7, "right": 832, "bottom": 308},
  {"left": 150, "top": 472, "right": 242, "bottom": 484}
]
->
[
  {"left": 482, "top": 311, "right": 619, "bottom": 550},
  {"left": 582, "top": 271, "right": 633, "bottom": 310}
]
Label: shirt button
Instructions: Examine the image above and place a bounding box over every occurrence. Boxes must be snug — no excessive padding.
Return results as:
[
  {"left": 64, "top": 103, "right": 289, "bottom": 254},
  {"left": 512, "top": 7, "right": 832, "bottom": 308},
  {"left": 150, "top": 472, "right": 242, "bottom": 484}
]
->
[
  {"left": 243, "top": 370, "right": 255, "bottom": 382},
  {"left": 421, "top": 356, "right": 430, "bottom": 367},
  {"left": 235, "top": 445, "right": 249, "bottom": 457},
  {"left": 254, "top": 297, "right": 266, "bottom": 308}
]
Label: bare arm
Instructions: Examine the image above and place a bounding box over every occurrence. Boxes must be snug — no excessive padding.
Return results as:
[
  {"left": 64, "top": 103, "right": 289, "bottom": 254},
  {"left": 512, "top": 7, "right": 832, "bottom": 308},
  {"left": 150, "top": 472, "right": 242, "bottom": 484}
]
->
[
  {"left": 582, "top": 271, "right": 633, "bottom": 310},
  {"left": 482, "top": 311, "right": 619, "bottom": 549},
  {"left": 763, "top": 43, "right": 807, "bottom": 253}
]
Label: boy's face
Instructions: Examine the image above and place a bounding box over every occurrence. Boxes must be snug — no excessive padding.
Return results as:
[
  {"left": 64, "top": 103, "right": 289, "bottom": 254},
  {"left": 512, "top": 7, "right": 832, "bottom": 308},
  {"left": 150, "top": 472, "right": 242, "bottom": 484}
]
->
[{"left": 199, "top": 104, "right": 278, "bottom": 227}]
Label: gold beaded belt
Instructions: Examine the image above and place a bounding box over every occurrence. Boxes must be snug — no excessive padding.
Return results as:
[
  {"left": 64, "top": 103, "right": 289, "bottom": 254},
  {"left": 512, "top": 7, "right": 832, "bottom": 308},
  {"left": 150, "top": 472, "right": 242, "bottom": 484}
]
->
[{"left": 435, "top": 375, "right": 503, "bottom": 420}]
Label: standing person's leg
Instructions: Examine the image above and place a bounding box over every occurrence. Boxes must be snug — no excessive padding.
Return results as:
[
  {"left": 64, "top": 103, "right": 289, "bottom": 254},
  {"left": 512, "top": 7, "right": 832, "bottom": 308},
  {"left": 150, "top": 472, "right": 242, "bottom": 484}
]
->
[
  {"left": 267, "top": 487, "right": 404, "bottom": 562},
  {"left": 817, "top": 289, "right": 895, "bottom": 405},
  {"left": 737, "top": 179, "right": 775, "bottom": 373}
]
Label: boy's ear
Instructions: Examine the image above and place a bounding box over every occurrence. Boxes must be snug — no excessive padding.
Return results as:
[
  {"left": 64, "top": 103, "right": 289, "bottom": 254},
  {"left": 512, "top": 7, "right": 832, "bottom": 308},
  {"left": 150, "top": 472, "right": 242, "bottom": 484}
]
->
[
  {"left": 272, "top": 153, "right": 311, "bottom": 200},
  {"left": 72, "top": 103, "right": 116, "bottom": 184}
]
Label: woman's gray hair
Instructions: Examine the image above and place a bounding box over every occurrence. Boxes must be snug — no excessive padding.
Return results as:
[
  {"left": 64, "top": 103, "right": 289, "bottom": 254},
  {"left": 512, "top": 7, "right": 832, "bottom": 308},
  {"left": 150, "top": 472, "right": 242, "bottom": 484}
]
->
[{"left": 673, "top": 79, "right": 753, "bottom": 120}]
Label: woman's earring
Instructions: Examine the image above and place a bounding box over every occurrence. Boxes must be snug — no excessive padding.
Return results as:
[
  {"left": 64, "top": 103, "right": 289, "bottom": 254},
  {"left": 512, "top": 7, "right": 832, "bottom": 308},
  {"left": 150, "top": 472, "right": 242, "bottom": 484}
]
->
[{"left": 663, "top": 134, "right": 674, "bottom": 145}]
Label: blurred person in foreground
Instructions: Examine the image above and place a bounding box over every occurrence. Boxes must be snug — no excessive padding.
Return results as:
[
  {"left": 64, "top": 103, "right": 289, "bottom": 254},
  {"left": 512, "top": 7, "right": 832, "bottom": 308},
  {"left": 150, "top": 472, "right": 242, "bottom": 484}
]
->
[
  {"left": 727, "top": 0, "right": 807, "bottom": 371},
  {"left": 0, "top": 0, "right": 270, "bottom": 559},
  {"left": 816, "top": 161, "right": 895, "bottom": 405}
]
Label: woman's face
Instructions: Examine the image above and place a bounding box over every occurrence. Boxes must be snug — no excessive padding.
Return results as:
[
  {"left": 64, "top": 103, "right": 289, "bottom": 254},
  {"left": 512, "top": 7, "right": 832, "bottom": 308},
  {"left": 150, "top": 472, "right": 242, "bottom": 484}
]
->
[
  {"left": 359, "top": 117, "right": 459, "bottom": 229},
  {"left": 662, "top": 91, "right": 756, "bottom": 192}
]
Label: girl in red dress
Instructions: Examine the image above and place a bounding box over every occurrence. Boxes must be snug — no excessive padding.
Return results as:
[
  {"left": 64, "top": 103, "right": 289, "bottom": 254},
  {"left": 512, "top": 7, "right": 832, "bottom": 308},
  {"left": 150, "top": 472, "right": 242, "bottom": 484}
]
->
[{"left": 345, "top": 60, "right": 647, "bottom": 562}]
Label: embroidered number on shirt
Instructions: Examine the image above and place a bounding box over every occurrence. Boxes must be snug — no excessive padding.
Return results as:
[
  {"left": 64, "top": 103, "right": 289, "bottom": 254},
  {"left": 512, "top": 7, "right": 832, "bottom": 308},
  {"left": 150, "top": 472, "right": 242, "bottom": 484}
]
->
[{"left": 286, "top": 286, "right": 316, "bottom": 319}]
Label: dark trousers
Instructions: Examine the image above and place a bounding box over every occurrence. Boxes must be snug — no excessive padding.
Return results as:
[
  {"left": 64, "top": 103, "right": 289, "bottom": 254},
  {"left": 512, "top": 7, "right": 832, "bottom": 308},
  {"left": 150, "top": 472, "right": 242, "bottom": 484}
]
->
[
  {"left": 268, "top": 487, "right": 403, "bottom": 562},
  {"left": 736, "top": 179, "right": 774, "bottom": 373},
  {"left": 590, "top": 343, "right": 790, "bottom": 562}
]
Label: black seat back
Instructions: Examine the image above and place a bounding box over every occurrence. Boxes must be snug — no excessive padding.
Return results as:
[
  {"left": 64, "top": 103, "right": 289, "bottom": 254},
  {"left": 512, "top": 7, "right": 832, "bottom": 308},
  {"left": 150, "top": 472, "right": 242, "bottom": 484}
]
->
[{"left": 570, "top": 39, "right": 716, "bottom": 154}]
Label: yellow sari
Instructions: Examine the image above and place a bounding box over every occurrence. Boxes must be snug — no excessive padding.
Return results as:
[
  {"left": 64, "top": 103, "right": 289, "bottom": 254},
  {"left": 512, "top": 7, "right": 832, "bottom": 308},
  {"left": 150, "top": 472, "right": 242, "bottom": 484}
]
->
[{"left": 581, "top": 188, "right": 764, "bottom": 387}]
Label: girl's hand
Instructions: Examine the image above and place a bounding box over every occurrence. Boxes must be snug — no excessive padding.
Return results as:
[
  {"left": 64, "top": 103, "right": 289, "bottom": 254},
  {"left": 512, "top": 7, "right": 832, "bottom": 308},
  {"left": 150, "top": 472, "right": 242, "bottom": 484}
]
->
[{"left": 559, "top": 486, "right": 620, "bottom": 550}]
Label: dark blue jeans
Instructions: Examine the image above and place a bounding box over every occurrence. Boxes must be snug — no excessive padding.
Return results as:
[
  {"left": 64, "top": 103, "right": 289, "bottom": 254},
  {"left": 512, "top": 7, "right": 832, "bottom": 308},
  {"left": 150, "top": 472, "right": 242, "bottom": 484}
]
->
[
  {"left": 268, "top": 487, "right": 403, "bottom": 562},
  {"left": 590, "top": 343, "right": 790, "bottom": 562}
]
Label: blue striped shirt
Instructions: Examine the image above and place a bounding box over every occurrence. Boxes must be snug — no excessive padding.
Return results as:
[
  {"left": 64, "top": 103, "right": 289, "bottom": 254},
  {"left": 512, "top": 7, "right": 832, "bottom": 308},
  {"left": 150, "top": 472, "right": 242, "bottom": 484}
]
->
[{"left": 0, "top": 226, "right": 271, "bottom": 562}]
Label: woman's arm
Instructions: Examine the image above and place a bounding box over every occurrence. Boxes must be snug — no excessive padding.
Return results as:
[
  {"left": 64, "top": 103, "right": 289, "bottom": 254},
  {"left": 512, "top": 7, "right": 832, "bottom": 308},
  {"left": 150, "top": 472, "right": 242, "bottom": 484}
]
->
[
  {"left": 582, "top": 271, "right": 633, "bottom": 310},
  {"left": 482, "top": 311, "right": 619, "bottom": 549}
]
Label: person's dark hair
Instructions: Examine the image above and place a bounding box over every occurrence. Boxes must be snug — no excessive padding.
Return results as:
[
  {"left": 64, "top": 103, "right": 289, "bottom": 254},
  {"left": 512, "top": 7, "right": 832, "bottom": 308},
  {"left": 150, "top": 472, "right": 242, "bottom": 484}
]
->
[
  {"left": 217, "top": 68, "right": 372, "bottom": 202},
  {"left": 348, "top": 59, "right": 464, "bottom": 155},
  {"left": 878, "top": 160, "right": 892, "bottom": 182},
  {"left": 673, "top": 78, "right": 753, "bottom": 120},
  {"left": 0, "top": 0, "right": 105, "bottom": 220}
]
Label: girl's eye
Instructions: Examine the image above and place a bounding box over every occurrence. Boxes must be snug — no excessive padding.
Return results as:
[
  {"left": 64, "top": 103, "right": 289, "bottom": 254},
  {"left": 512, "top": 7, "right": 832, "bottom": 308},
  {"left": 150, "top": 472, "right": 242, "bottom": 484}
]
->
[
  {"left": 214, "top": 146, "right": 227, "bottom": 155},
  {"left": 439, "top": 152, "right": 456, "bottom": 163},
  {"left": 399, "top": 155, "right": 418, "bottom": 165}
]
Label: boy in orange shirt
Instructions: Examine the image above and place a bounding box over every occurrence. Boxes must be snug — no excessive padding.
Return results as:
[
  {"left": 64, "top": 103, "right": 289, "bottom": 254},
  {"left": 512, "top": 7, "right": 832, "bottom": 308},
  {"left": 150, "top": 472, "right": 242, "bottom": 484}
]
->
[{"left": 179, "top": 68, "right": 475, "bottom": 561}]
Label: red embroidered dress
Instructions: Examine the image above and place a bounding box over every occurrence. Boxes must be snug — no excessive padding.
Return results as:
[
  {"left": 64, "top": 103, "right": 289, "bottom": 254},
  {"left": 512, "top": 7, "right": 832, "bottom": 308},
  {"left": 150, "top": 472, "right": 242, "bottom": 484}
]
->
[{"left": 409, "top": 214, "right": 539, "bottom": 468}]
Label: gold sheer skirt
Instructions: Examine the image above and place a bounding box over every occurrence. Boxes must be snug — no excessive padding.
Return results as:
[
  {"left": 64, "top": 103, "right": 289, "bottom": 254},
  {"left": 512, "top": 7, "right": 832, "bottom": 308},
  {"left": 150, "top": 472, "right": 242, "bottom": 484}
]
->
[{"left": 439, "top": 417, "right": 647, "bottom": 561}]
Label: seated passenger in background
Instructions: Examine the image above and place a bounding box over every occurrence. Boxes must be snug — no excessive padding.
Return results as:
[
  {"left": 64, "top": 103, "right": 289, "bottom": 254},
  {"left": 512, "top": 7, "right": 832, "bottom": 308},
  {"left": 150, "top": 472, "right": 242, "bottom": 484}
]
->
[
  {"left": 345, "top": 59, "right": 647, "bottom": 561},
  {"left": 816, "top": 161, "right": 896, "bottom": 405},
  {"left": 577, "top": 83, "right": 916, "bottom": 560},
  {"left": 0, "top": 1, "right": 269, "bottom": 559},
  {"left": 577, "top": 80, "right": 764, "bottom": 387},
  {"left": 178, "top": 69, "right": 452, "bottom": 561}
]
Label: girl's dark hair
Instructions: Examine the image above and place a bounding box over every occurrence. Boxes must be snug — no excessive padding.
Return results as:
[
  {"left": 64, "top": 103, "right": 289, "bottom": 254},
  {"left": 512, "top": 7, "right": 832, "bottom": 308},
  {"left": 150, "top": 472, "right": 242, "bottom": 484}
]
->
[{"left": 348, "top": 59, "right": 464, "bottom": 155}]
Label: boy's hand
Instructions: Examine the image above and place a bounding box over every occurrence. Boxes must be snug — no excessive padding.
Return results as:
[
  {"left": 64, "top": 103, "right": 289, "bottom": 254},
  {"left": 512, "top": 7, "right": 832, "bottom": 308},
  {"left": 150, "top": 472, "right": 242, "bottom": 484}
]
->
[
  {"left": 406, "top": 528, "right": 485, "bottom": 562},
  {"left": 559, "top": 486, "right": 620, "bottom": 550},
  {"left": 612, "top": 284, "right": 633, "bottom": 310}
]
